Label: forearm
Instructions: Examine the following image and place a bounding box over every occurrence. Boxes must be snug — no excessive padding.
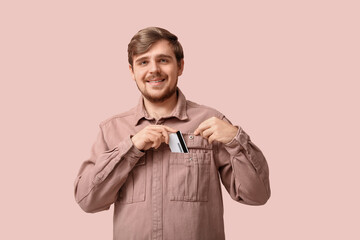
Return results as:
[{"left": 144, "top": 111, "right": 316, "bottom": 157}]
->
[
  {"left": 219, "top": 127, "right": 271, "bottom": 205},
  {"left": 74, "top": 135, "right": 144, "bottom": 213}
]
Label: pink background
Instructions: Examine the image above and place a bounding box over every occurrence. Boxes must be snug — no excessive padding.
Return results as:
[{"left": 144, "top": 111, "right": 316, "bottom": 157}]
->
[{"left": 1, "top": 0, "right": 359, "bottom": 239}]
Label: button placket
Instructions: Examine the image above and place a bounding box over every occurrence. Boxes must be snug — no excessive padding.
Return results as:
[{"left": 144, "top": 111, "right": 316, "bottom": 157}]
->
[{"left": 151, "top": 150, "right": 163, "bottom": 239}]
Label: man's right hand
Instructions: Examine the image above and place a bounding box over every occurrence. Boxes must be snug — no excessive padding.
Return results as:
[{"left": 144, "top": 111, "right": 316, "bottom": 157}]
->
[{"left": 131, "top": 125, "right": 177, "bottom": 151}]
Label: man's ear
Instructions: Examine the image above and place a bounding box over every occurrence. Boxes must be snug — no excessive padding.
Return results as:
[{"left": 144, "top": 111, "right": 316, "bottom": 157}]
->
[
  {"left": 178, "top": 59, "right": 184, "bottom": 76},
  {"left": 129, "top": 64, "right": 135, "bottom": 81}
]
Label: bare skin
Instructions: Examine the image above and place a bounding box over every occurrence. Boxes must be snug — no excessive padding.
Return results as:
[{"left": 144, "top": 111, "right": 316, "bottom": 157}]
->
[
  {"left": 194, "top": 117, "right": 239, "bottom": 144},
  {"left": 132, "top": 125, "right": 177, "bottom": 151}
]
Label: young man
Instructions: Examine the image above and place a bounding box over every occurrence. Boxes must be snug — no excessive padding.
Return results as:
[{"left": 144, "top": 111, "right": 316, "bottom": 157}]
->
[{"left": 74, "top": 27, "right": 270, "bottom": 240}]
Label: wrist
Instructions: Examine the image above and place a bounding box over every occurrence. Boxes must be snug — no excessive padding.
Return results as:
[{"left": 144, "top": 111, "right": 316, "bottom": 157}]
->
[
  {"left": 131, "top": 135, "right": 144, "bottom": 152},
  {"left": 224, "top": 126, "right": 240, "bottom": 144}
]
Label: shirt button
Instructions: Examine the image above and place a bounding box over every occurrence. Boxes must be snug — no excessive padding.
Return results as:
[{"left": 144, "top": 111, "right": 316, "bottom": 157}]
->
[
  {"left": 189, "top": 135, "right": 194, "bottom": 140},
  {"left": 189, "top": 157, "right": 193, "bottom": 161},
  {"left": 97, "top": 173, "right": 104, "bottom": 180}
]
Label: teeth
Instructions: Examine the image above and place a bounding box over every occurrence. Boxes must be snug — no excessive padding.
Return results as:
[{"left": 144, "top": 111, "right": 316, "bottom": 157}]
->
[{"left": 149, "top": 79, "right": 164, "bottom": 83}]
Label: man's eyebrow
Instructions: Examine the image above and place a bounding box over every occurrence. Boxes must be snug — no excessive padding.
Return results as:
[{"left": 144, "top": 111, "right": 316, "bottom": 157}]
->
[
  {"left": 134, "top": 54, "right": 173, "bottom": 64},
  {"left": 156, "top": 54, "right": 172, "bottom": 59},
  {"left": 135, "top": 56, "right": 149, "bottom": 64}
]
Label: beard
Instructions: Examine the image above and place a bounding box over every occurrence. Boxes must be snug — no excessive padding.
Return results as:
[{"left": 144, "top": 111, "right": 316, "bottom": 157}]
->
[{"left": 135, "top": 77, "right": 178, "bottom": 103}]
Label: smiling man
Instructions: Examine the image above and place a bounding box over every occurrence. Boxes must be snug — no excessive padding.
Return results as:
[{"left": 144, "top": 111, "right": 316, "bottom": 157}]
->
[{"left": 74, "top": 27, "right": 271, "bottom": 240}]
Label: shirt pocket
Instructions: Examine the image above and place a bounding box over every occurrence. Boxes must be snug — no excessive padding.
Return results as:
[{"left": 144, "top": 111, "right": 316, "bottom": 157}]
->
[
  {"left": 168, "top": 133, "right": 212, "bottom": 202},
  {"left": 117, "top": 155, "right": 146, "bottom": 204}
]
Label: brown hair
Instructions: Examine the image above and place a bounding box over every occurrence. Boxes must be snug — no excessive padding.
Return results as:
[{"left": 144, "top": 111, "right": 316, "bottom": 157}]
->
[{"left": 128, "top": 27, "right": 184, "bottom": 67}]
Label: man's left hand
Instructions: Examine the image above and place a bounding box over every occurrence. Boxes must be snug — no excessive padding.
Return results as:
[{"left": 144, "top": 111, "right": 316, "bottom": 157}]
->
[{"left": 194, "top": 117, "right": 238, "bottom": 144}]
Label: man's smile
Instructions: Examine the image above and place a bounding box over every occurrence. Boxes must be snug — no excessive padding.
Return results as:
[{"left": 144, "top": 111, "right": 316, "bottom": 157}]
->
[{"left": 146, "top": 78, "right": 166, "bottom": 85}]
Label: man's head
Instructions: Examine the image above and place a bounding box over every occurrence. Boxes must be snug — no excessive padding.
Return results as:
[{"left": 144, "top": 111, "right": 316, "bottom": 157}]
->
[
  {"left": 128, "top": 27, "right": 185, "bottom": 103},
  {"left": 128, "top": 27, "right": 184, "bottom": 68}
]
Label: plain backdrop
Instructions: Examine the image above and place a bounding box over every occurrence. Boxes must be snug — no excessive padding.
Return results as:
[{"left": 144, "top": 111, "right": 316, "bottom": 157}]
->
[{"left": 1, "top": 0, "right": 359, "bottom": 239}]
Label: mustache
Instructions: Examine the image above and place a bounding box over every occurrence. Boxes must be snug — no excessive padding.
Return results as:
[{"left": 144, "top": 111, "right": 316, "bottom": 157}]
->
[{"left": 146, "top": 74, "right": 165, "bottom": 81}]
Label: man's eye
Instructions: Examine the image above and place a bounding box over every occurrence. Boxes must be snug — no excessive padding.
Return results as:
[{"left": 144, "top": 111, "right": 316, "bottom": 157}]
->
[
  {"left": 160, "top": 59, "right": 168, "bottom": 63},
  {"left": 140, "top": 61, "right": 148, "bottom": 65}
]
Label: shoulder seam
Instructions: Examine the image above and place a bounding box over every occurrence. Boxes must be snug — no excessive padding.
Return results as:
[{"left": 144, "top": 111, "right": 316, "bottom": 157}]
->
[
  {"left": 100, "top": 109, "right": 136, "bottom": 127},
  {"left": 186, "top": 100, "right": 224, "bottom": 118}
]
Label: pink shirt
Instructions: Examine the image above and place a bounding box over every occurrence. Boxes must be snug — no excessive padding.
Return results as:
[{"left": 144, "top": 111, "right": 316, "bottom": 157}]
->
[{"left": 74, "top": 88, "right": 270, "bottom": 240}]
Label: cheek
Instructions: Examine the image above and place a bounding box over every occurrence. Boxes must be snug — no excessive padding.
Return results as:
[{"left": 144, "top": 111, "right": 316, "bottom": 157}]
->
[
  {"left": 134, "top": 70, "right": 146, "bottom": 80},
  {"left": 163, "top": 66, "right": 178, "bottom": 77}
]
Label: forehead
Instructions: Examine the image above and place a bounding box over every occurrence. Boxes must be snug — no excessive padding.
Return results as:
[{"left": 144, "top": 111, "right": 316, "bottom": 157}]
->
[{"left": 133, "top": 39, "right": 176, "bottom": 60}]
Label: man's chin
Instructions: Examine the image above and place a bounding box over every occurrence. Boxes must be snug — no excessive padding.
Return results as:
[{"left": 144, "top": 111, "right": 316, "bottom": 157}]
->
[
  {"left": 144, "top": 94, "right": 169, "bottom": 103},
  {"left": 143, "top": 89, "right": 177, "bottom": 103}
]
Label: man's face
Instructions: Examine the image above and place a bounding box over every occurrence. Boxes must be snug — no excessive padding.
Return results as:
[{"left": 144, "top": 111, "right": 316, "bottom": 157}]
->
[{"left": 130, "top": 39, "right": 184, "bottom": 103}]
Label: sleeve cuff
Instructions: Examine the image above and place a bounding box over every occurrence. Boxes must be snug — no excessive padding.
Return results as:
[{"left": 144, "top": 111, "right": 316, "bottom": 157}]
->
[
  {"left": 122, "top": 136, "right": 146, "bottom": 166},
  {"left": 224, "top": 127, "right": 261, "bottom": 170},
  {"left": 224, "top": 126, "right": 246, "bottom": 152}
]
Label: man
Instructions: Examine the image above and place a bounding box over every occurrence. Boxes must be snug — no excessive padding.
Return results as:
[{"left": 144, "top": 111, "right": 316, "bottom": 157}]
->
[{"left": 74, "top": 27, "right": 270, "bottom": 240}]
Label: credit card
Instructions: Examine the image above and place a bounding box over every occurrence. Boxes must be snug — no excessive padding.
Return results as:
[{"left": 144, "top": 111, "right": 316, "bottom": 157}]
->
[{"left": 169, "top": 131, "right": 189, "bottom": 153}]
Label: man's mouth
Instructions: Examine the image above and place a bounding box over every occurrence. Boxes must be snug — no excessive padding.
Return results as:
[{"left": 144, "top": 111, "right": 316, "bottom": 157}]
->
[{"left": 147, "top": 78, "right": 165, "bottom": 85}]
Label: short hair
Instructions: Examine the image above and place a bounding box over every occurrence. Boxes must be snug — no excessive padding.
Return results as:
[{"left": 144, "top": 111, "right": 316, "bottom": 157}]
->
[{"left": 128, "top": 27, "right": 184, "bottom": 67}]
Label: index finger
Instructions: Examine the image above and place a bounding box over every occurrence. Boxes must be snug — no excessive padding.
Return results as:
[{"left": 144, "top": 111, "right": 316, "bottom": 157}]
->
[
  {"left": 159, "top": 128, "right": 170, "bottom": 144},
  {"left": 154, "top": 125, "right": 177, "bottom": 144},
  {"left": 162, "top": 125, "right": 178, "bottom": 133},
  {"left": 194, "top": 118, "right": 213, "bottom": 135}
]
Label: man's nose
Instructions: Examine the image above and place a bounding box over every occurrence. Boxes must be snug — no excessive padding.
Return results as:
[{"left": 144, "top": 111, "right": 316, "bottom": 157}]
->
[{"left": 149, "top": 61, "right": 160, "bottom": 73}]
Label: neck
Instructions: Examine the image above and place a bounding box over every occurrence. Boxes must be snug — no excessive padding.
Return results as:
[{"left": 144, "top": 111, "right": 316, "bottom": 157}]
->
[{"left": 143, "top": 92, "right": 178, "bottom": 120}]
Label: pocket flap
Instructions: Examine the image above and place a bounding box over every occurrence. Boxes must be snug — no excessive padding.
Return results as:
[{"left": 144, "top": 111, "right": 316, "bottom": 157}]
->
[
  {"left": 169, "top": 152, "right": 211, "bottom": 165},
  {"left": 181, "top": 133, "right": 213, "bottom": 149}
]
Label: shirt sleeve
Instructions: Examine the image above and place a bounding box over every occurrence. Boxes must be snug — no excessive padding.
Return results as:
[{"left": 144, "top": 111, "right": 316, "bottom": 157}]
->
[
  {"left": 74, "top": 125, "right": 145, "bottom": 213},
  {"left": 215, "top": 116, "right": 271, "bottom": 205}
]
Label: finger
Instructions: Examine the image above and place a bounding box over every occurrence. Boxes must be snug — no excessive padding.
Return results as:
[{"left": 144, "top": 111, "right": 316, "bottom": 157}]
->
[
  {"left": 143, "top": 137, "right": 157, "bottom": 150},
  {"left": 202, "top": 127, "right": 214, "bottom": 139},
  {"left": 155, "top": 135, "right": 165, "bottom": 149},
  {"left": 151, "top": 128, "right": 169, "bottom": 144},
  {"left": 153, "top": 126, "right": 176, "bottom": 144},
  {"left": 148, "top": 125, "right": 177, "bottom": 134},
  {"left": 197, "top": 117, "right": 216, "bottom": 132},
  {"left": 149, "top": 124, "right": 177, "bottom": 131},
  {"left": 146, "top": 131, "right": 162, "bottom": 144},
  {"left": 150, "top": 131, "right": 166, "bottom": 148},
  {"left": 194, "top": 120, "right": 212, "bottom": 135},
  {"left": 154, "top": 137, "right": 164, "bottom": 149},
  {"left": 162, "top": 125, "right": 177, "bottom": 133},
  {"left": 208, "top": 134, "right": 216, "bottom": 144},
  {"left": 160, "top": 128, "right": 170, "bottom": 144},
  {"left": 149, "top": 134, "right": 161, "bottom": 148},
  {"left": 152, "top": 140, "right": 160, "bottom": 149}
]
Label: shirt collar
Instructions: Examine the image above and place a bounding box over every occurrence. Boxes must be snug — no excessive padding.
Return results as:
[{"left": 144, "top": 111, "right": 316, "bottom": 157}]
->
[{"left": 134, "top": 87, "right": 189, "bottom": 126}]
